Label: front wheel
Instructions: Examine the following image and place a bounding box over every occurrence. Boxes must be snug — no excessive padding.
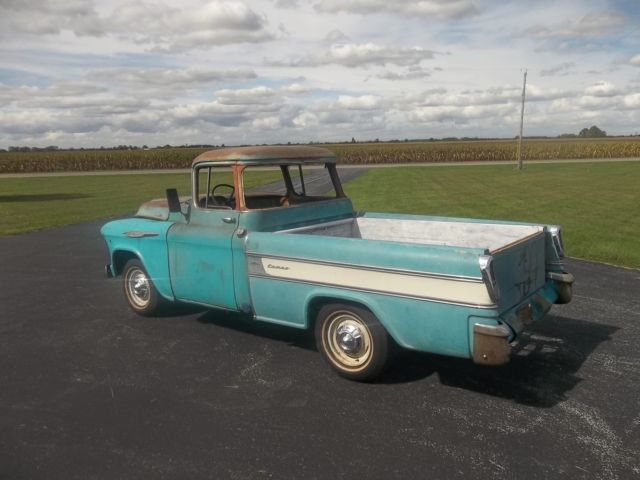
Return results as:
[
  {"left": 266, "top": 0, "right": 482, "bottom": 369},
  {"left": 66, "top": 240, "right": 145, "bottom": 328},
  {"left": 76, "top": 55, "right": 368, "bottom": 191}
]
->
[
  {"left": 315, "top": 304, "right": 389, "bottom": 381},
  {"left": 122, "top": 259, "right": 164, "bottom": 316}
]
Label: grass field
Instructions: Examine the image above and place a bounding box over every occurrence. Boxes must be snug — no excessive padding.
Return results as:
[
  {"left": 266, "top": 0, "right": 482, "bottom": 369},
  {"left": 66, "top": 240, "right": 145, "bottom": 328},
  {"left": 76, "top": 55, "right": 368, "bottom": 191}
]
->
[
  {"left": 1, "top": 137, "right": 639, "bottom": 173},
  {"left": 1, "top": 162, "right": 638, "bottom": 268},
  {"left": 0, "top": 173, "right": 192, "bottom": 236},
  {"left": 344, "top": 162, "right": 640, "bottom": 268}
]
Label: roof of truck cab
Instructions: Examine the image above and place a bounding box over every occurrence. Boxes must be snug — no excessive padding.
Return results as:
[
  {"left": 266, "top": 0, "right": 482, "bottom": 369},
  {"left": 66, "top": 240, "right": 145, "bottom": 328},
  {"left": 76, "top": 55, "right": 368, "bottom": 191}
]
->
[{"left": 192, "top": 145, "right": 337, "bottom": 166}]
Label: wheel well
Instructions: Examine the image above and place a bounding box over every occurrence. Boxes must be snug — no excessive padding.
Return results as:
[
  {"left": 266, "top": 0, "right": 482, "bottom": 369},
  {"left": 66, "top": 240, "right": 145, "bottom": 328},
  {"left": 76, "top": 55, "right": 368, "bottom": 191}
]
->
[
  {"left": 306, "top": 296, "right": 373, "bottom": 331},
  {"left": 112, "top": 250, "right": 139, "bottom": 276}
]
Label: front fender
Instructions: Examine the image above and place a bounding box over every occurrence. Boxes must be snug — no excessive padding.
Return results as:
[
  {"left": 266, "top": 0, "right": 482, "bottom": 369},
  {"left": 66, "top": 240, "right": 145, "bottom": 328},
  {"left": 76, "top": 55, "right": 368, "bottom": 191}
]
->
[{"left": 101, "top": 218, "right": 175, "bottom": 301}]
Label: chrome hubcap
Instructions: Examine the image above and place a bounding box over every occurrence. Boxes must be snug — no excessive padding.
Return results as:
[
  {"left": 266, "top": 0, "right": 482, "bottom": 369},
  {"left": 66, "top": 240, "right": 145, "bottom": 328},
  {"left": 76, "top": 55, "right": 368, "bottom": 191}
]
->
[
  {"left": 336, "top": 323, "right": 363, "bottom": 355},
  {"left": 126, "top": 268, "right": 150, "bottom": 308},
  {"left": 323, "top": 311, "right": 372, "bottom": 371}
]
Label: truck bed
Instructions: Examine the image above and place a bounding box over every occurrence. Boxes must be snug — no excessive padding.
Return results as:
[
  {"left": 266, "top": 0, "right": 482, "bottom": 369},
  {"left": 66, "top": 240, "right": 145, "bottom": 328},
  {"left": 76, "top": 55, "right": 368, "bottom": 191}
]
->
[{"left": 279, "top": 215, "right": 543, "bottom": 253}]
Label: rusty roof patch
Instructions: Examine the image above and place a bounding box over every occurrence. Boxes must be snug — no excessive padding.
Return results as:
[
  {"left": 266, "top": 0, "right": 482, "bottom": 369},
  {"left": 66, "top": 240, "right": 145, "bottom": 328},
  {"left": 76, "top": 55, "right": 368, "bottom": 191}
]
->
[{"left": 192, "top": 145, "right": 337, "bottom": 166}]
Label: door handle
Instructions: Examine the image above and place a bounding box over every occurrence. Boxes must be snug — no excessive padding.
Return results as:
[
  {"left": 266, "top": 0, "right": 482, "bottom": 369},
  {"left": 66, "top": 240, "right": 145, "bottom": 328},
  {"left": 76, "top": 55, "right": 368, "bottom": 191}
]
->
[{"left": 222, "top": 217, "right": 236, "bottom": 224}]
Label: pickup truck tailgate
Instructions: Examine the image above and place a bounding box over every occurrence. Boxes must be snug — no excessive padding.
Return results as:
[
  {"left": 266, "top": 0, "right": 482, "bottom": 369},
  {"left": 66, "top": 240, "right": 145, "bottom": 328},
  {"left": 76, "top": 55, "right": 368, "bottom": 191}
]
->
[{"left": 491, "top": 231, "right": 546, "bottom": 310}]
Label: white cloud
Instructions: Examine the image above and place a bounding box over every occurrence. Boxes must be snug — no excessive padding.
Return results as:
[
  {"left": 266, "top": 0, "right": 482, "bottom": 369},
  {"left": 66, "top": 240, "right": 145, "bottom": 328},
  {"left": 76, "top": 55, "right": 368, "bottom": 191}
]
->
[
  {"left": 377, "top": 66, "right": 431, "bottom": 80},
  {"left": 270, "top": 43, "right": 436, "bottom": 67},
  {"left": 337, "top": 94, "right": 382, "bottom": 110},
  {"left": 314, "top": 0, "right": 478, "bottom": 19},
  {"left": 281, "top": 83, "right": 310, "bottom": 94},
  {"left": 540, "top": 62, "right": 575, "bottom": 77},
  {"left": 273, "top": 0, "right": 299, "bottom": 7},
  {"left": 1, "top": 0, "right": 639, "bottom": 148},
  {"left": 584, "top": 82, "right": 620, "bottom": 97},
  {"left": 622, "top": 94, "right": 640, "bottom": 109},
  {"left": 527, "top": 12, "right": 626, "bottom": 39},
  {"left": 252, "top": 116, "right": 281, "bottom": 129},
  {"left": 215, "top": 86, "right": 277, "bottom": 105},
  {"left": 292, "top": 112, "right": 319, "bottom": 128},
  {"left": 324, "top": 29, "right": 349, "bottom": 43},
  {"left": 110, "top": 1, "right": 274, "bottom": 51},
  {"left": 88, "top": 68, "right": 256, "bottom": 89},
  {"left": 0, "top": 1, "right": 275, "bottom": 51}
]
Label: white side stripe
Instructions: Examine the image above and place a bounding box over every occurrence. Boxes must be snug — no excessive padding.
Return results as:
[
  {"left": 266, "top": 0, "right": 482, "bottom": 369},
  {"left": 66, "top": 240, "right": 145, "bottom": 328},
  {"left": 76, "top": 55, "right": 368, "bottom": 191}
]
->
[{"left": 253, "top": 256, "right": 494, "bottom": 307}]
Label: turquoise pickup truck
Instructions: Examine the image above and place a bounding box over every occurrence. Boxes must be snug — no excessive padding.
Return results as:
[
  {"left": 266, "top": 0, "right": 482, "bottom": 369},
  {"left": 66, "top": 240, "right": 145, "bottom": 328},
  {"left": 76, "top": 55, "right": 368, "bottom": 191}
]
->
[{"left": 101, "top": 146, "right": 574, "bottom": 381}]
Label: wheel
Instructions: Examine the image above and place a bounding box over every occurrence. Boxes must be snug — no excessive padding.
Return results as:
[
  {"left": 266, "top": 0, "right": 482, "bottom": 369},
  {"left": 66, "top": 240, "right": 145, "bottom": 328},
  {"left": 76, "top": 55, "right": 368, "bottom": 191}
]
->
[
  {"left": 122, "top": 259, "right": 163, "bottom": 316},
  {"left": 315, "top": 303, "right": 389, "bottom": 381}
]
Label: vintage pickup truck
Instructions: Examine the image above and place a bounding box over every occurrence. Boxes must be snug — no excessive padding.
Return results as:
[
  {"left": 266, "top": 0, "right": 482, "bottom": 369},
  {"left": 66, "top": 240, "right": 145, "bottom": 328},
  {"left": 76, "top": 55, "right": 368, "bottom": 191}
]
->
[{"left": 101, "top": 146, "right": 574, "bottom": 381}]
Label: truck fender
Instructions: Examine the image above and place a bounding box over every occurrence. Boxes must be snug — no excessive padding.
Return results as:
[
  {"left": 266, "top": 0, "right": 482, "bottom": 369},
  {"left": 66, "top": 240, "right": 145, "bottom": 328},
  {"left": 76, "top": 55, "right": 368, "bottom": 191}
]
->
[
  {"left": 302, "top": 290, "right": 405, "bottom": 347},
  {"left": 109, "top": 246, "right": 175, "bottom": 302}
]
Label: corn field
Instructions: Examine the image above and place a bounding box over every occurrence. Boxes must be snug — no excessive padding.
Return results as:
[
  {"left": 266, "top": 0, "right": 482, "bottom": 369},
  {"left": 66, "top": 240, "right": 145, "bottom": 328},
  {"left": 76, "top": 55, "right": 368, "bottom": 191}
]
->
[{"left": 1, "top": 138, "right": 639, "bottom": 173}]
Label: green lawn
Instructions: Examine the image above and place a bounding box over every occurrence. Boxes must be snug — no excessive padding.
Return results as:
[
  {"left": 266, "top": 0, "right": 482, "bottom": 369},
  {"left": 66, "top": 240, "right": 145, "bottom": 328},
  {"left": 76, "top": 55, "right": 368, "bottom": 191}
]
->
[
  {"left": 344, "top": 162, "right": 640, "bottom": 268},
  {"left": 1, "top": 162, "right": 638, "bottom": 268},
  {"left": 0, "top": 173, "right": 193, "bottom": 236}
]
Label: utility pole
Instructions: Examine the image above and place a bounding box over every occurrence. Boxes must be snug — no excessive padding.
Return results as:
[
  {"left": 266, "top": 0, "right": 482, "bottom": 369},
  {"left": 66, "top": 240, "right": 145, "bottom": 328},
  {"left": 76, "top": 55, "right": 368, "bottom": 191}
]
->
[{"left": 517, "top": 69, "right": 527, "bottom": 170}]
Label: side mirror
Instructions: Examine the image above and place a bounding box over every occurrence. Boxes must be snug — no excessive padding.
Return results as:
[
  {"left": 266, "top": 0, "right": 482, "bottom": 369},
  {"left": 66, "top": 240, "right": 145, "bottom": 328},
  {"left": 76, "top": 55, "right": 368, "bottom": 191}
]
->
[{"left": 166, "top": 188, "right": 181, "bottom": 213}]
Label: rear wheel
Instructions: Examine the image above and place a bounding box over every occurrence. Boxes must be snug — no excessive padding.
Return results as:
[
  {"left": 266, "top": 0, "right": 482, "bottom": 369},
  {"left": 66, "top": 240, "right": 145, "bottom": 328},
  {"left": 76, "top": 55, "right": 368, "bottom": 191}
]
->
[
  {"left": 122, "top": 259, "right": 163, "bottom": 316},
  {"left": 315, "top": 303, "right": 389, "bottom": 381}
]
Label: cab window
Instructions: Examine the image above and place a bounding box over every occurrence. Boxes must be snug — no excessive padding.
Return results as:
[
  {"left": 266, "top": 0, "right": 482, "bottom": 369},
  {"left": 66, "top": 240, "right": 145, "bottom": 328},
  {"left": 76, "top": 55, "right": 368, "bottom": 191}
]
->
[
  {"left": 242, "top": 163, "right": 341, "bottom": 210},
  {"left": 194, "top": 165, "right": 235, "bottom": 209}
]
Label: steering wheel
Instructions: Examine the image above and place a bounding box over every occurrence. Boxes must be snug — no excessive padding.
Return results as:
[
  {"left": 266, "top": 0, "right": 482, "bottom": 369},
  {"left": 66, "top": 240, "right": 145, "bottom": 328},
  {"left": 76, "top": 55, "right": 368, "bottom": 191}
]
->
[{"left": 211, "top": 183, "right": 235, "bottom": 207}]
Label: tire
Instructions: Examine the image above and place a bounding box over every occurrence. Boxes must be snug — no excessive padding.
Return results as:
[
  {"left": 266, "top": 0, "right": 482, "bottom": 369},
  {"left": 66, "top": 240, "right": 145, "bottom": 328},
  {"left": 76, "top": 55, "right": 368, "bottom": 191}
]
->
[
  {"left": 122, "top": 259, "right": 164, "bottom": 316},
  {"left": 315, "top": 303, "right": 389, "bottom": 381}
]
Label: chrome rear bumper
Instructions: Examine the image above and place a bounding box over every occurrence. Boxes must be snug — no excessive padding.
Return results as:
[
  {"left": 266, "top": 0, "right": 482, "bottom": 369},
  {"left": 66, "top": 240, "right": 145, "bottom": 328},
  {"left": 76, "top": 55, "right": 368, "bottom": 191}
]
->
[
  {"left": 547, "top": 271, "right": 574, "bottom": 304},
  {"left": 472, "top": 323, "right": 511, "bottom": 366}
]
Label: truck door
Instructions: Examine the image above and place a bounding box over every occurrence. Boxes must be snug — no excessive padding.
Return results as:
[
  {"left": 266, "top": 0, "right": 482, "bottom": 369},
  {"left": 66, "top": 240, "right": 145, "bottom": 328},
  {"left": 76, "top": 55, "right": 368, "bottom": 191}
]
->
[
  {"left": 167, "top": 210, "right": 238, "bottom": 309},
  {"left": 166, "top": 165, "right": 239, "bottom": 310}
]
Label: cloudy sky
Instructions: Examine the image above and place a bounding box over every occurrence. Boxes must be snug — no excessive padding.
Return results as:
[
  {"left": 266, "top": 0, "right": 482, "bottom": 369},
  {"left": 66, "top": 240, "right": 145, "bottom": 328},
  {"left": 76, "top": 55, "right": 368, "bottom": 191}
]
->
[{"left": 1, "top": 0, "right": 639, "bottom": 148}]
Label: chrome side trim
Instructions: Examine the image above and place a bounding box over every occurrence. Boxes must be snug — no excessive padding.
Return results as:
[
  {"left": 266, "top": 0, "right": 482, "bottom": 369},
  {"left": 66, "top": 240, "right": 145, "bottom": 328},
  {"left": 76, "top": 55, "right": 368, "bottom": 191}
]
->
[
  {"left": 248, "top": 273, "right": 497, "bottom": 309},
  {"left": 548, "top": 225, "right": 565, "bottom": 258},
  {"left": 278, "top": 218, "right": 355, "bottom": 234},
  {"left": 478, "top": 255, "right": 501, "bottom": 303},
  {"left": 124, "top": 231, "right": 159, "bottom": 238},
  {"left": 245, "top": 252, "right": 483, "bottom": 283}
]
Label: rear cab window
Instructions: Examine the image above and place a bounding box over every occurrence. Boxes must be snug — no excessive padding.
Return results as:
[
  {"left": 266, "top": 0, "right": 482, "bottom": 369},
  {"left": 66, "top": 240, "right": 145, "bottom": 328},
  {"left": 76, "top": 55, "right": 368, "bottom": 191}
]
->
[{"left": 242, "top": 163, "right": 343, "bottom": 210}]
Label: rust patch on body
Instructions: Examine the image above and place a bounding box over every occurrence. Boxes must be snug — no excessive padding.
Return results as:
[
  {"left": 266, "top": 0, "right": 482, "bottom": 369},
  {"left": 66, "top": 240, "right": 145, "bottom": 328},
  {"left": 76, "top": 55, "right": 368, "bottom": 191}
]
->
[{"left": 192, "top": 145, "right": 336, "bottom": 167}]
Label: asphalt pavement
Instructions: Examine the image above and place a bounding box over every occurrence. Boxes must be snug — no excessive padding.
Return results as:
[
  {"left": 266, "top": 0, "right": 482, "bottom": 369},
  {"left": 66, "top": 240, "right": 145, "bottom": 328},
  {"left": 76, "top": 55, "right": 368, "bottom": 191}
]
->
[{"left": 1, "top": 220, "right": 639, "bottom": 479}]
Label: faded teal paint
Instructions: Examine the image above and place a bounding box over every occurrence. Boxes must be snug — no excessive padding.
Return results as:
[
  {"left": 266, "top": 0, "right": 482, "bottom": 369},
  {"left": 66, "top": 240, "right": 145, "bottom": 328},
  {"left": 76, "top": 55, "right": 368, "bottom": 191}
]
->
[
  {"left": 100, "top": 152, "right": 571, "bottom": 367},
  {"left": 492, "top": 233, "right": 546, "bottom": 310},
  {"left": 250, "top": 277, "right": 308, "bottom": 327},
  {"left": 246, "top": 230, "right": 485, "bottom": 279},
  {"left": 101, "top": 218, "right": 175, "bottom": 301},
  {"left": 102, "top": 206, "right": 569, "bottom": 361},
  {"left": 238, "top": 198, "right": 354, "bottom": 232},
  {"left": 249, "top": 276, "right": 477, "bottom": 358},
  {"left": 167, "top": 207, "right": 238, "bottom": 309},
  {"left": 232, "top": 233, "right": 253, "bottom": 313}
]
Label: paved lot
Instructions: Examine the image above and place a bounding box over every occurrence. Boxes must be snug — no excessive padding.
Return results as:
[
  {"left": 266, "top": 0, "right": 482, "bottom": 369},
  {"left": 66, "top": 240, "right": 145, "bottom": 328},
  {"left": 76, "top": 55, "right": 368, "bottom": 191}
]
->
[{"left": 1, "top": 221, "right": 639, "bottom": 479}]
